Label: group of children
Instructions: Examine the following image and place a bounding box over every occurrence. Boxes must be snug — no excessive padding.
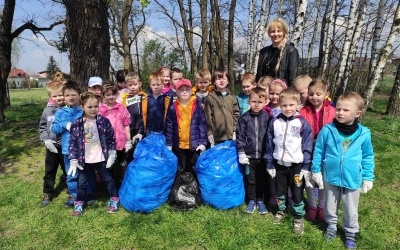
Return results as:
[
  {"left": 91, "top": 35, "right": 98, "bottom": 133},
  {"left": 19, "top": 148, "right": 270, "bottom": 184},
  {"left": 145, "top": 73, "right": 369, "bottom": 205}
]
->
[{"left": 39, "top": 68, "right": 374, "bottom": 249}]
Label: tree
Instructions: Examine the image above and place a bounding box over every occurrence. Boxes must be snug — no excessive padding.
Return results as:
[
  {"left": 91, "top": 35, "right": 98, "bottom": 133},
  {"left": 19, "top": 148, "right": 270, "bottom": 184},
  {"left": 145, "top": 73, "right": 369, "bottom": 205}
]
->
[
  {"left": 291, "top": 0, "right": 308, "bottom": 48},
  {"left": 386, "top": 62, "right": 400, "bottom": 115},
  {"left": 0, "top": 0, "right": 62, "bottom": 123},
  {"left": 46, "top": 56, "right": 61, "bottom": 75}
]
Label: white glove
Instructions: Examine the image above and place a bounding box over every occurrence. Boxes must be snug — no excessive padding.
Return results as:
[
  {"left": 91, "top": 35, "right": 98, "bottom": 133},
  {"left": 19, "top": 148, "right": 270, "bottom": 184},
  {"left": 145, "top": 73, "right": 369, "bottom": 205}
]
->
[
  {"left": 44, "top": 139, "right": 58, "bottom": 153},
  {"left": 312, "top": 172, "right": 324, "bottom": 190},
  {"left": 125, "top": 140, "right": 132, "bottom": 152},
  {"left": 208, "top": 135, "right": 215, "bottom": 147},
  {"left": 66, "top": 122, "right": 72, "bottom": 131},
  {"left": 106, "top": 150, "right": 116, "bottom": 168},
  {"left": 299, "top": 169, "right": 313, "bottom": 188},
  {"left": 238, "top": 152, "right": 250, "bottom": 165},
  {"left": 132, "top": 134, "right": 143, "bottom": 143},
  {"left": 361, "top": 180, "right": 373, "bottom": 193},
  {"left": 232, "top": 131, "right": 236, "bottom": 141},
  {"left": 167, "top": 146, "right": 172, "bottom": 151},
  {"left": 68, "top": 159, "right": 83, "bottom": 177},
  {"left": 196, "top": 145, "right": 206, "bottom": 153},
  {"left": 267, "top": 168, "right": 276, "bottom": 178}
]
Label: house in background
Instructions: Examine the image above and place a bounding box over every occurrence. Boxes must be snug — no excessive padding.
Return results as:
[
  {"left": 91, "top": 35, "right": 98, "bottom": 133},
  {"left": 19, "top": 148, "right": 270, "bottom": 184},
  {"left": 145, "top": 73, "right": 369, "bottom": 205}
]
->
[
  {"left": 7, "top": 67, "right": 29, "bottom": 88},
  {"left": 37, "top": 71, "right": 51, "bottom": 87}
]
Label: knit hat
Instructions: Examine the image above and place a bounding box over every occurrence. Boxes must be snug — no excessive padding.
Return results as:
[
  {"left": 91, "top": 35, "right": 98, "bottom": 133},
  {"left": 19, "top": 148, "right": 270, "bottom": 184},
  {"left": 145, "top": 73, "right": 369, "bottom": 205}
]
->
[
  {"left": 175, "top": 78, "right": 192, "bottom": 90},
  {"left": 88, "top": 76, "right": 103, "bottom": 87}
]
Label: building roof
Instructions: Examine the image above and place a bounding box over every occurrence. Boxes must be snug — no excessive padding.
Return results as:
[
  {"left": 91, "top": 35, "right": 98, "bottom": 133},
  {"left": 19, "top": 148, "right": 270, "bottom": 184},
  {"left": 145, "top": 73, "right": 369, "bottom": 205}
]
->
[{"left": 8, "top": 67, "right": 29, "bottom": 78}]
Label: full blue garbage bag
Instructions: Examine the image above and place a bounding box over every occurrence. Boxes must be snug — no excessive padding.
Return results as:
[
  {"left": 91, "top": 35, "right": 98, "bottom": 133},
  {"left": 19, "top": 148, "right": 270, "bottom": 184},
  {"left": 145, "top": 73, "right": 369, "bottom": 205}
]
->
[
  {"left": 195, "top": 140, "right": 245, "bottom": 209},
  {"left": 119, "top": 133, "right": 177, "bottom": 213}
]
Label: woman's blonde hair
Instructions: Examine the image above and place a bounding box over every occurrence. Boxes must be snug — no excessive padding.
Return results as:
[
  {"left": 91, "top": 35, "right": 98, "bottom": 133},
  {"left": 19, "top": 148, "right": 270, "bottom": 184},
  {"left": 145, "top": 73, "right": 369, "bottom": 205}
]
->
[{"left": 267, "top": 18, "right": 289, "bottom": 73}]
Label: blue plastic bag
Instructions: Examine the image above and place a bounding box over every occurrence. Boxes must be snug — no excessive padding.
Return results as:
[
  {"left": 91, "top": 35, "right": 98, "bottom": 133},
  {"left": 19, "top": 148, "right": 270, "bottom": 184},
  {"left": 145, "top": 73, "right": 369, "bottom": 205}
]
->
[
  {"left": 119, "top": 133, "right": 177, "bottom": 213},
  {"left": 195, "top": 140, "right": 245, "bottom": 209}
]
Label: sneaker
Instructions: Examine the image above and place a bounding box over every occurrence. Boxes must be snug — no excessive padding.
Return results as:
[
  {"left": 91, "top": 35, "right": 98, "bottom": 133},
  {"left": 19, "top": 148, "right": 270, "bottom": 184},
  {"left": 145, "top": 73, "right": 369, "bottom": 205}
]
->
[
  {"left": 72, "top": 201, "right": 83, "bottom": 217},
  {"left": 326, "top": 224, "right": 337, "bottom": 243},
  {"left": 273, "top": 211, "right": 285, "bottom": 224},
  {"left": 306, "top": 206, "right": 318, "bottom": 221},
  {"left": 257, "top": 200, "right": 268, "bottom": 215},
  {"left": 245, "top": 200, "right": 257, "bottom": 214},
  {"left": 108, "top": 197, "right": 119, "bottom": 214},
  {"left": 317, "top": 206, "right": 325, "bottom": 221},
  {"left": 345, "top": 237, "right": 357, "bottom": 249},
  {"left": 64, "top": 195, "right": 76, "bottom": 208},
  {"left": 293, "top": 218, "right": 304, "bottom": 235},
  {"left": 86, "top": 194, "right": 96, "bottom": 206},
  {"left": 41, "top": 193, "right": 53, "bottom": 207}
]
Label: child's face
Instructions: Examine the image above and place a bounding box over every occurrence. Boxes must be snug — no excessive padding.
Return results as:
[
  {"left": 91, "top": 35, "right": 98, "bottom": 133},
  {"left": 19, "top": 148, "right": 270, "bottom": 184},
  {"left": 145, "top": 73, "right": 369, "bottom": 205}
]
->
[
  {"left": 249, "top": 94, "right": 266, "bottom": 113},
  {"left": 150, "top": 80, "right": 163, "bottom": 95},
  {"left": 171, "top": 72, "right": 183, "bottom": 88},
  {"left": 280, "top": 97, "right": 300, "bottom": 117},
  {"left": 63, "top": 89, "right": 80, "bottom": 107},
  {"left": 214, "top": 75, "right": 228, "bottom": 92},
  {"left": 176, "top": 86, "right": 192, "bottom": 102},
  {"left": 162, "top": 71, "right": 171, "bottom": 86},
  {"left": 296, "top": 84, "right": 309, "bottom": 103},
  {"left": 241, "top": 80, "right": 255, "bottom": 95},
  {"left": 269, "top": 84, "right": 284, "bottom": 106},
  {"left": 335, "top": 99, "right": 362, "bottom": 125},
  {"left": 103, "top": 90, "right": 117, "bottom": 107},
  {"left": 196, "top": 77, "right": 210, "bottom": 93},
  {"left": 49, "top": 89, "right": 64, "bottom": 107},
  {"left": 88, "top": 85, "right": 102, "bottom": 96},
  {"left": 308, "top": 86, "right": 328, "bottom": 110},
  {"left": 126, "top": 80, "right": 141, "bottom": 94},
  {"left": 118, "top": 81, "right": 126, "bottom": 90},
  {"left": 82, "top": 97, "right": 99, "bottom": 120}
]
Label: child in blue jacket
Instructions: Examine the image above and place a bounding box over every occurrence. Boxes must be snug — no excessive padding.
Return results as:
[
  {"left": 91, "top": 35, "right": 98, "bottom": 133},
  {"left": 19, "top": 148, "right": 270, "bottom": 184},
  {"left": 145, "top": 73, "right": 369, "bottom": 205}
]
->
[{"left": 312, "top": 92, "right": 375, "bottom": 249}]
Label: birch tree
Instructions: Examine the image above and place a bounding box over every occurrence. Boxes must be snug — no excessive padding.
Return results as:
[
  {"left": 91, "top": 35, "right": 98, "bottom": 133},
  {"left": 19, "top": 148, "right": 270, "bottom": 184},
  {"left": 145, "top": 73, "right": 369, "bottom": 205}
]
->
[
  {"left": 386, "top": 62, "right": 400, "bottom": 115},
  {"left": 321, "top": 0, "right": 336, "bottom": 79},
  {"left": 363, "top": 2, "right": 400, "bottom": 112},
  {"left": 245, "top": 0, "right": 256, "bottom": 72},
  {"left": 291, "top": 0, "right": 308, "bottom": 48},
  {"left": 227, "top": 0, "right": 237, "bottom": 92},
  {"left": 253, "top": 0, "right": 271, "bottom": 74},
  {"left": 199, "top": 0, "right": 209, "bottom": 70}
]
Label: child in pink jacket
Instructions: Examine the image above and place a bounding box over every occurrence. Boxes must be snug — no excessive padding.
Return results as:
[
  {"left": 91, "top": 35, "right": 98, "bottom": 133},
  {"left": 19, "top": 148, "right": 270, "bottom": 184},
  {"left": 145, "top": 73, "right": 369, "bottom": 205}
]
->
[{"left": 99, "top": 84, "right": 131, "bottom": 186}]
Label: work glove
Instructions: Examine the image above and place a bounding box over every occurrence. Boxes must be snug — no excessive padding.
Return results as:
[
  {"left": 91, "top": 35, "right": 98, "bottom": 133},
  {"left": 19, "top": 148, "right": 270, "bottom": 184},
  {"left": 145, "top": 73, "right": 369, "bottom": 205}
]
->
[
  {"left": 106, "top": 150, "right": 116, "bottom": 168},
  {"left": 167, "top": 146, "right": 172, "bottom": 151},
  {"left": 312, "top": 172, "right": 324, "bottom": 190},
  {"left": 299, "top": 169, "right": 313, "bottom": 188},
  {"left": 208, "top": 135, "right": 215, "bottom": 147},
  {"left": 232, "top": 131, "right": 236, "bottom": 141},
  {"left": 195, "top": 144, "right": 206, "bottom": 154},
  {"left": 66, "top": 122, "right": 72, "bottom": 131},
  {"left": 44, "top": 139, "right": 58, "bottom": 153},
  {"left": 267, "top": 168, "right": 276, "bottom": 178},
  {"left": 238, "top": 152, "right": 250, "bottom": 165},
  {"left": 132, "top": 134, "right": 143, "bottom": 143},
  {"left": 125, "top": 140, "right": 132, "bottom": 152},
  {"left": 68, "top": 159, "right": 83, "bottom": 177},
  {"left": 361, "top": 180, "right": 373, "bottom": 193}
]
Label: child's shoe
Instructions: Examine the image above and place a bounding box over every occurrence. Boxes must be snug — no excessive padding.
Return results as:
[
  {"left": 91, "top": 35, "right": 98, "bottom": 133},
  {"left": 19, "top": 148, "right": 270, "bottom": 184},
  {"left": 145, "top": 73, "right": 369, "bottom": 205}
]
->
[
  {"left": 245, "top": 200, "right": 256, "bottom": 213},
  {"left": 256, "top": 200, "right": 268, "bottom": 214},
  {"left": 326, "top": 224, "right": 337, "bottom": 243},
  {"left": 41, "top": 193, "right": 53, "bottom": 207},
  {"left": 108, "top": 197, "right": 119, "bottom": 213},
  {"left": 317, "top": 206, "right": 325, "bottom": 221},
  {"left": 72, "top": 201, "right": 83, "bottom": 217},
  {"left": 306, "top": 206, "right": 317, "bottom": 221},
  {"left": 64, "top": 195, "right": 76, "bottom": 208},
  {"left": 345, "top": 237, "right": 357, "bottom": 249},
  {"left": 293, "top": 218, "right": 304, "bottom": 235},
  {"left": 273, "top": 211, "right": 285, "bottom": 224},
  {"left": 86, "top": 194, "right": 96, "bottom": 206}
]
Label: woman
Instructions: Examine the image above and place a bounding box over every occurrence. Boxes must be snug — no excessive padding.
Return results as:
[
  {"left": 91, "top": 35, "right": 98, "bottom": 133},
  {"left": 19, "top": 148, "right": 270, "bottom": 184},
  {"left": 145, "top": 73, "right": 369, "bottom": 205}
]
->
[{"left": 255, "top": 18, "right": 299, "bottom": 87}]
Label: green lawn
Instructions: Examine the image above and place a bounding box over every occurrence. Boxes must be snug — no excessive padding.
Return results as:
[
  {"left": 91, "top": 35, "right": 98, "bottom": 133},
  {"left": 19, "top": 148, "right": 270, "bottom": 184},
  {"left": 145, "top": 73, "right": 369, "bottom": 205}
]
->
[{"left": 0, "top": 86, "right": 399, "bottom": 249}]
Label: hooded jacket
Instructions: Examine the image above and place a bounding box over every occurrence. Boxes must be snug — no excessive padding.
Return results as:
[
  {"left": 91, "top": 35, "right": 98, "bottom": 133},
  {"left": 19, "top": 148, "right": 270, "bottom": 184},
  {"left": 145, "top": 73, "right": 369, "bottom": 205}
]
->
[
  {"left": 300, "top": 100, "right": 336, "bottom": 139},
  {"left": 39, "top": 103, "right": 62, "bottom": 146}
]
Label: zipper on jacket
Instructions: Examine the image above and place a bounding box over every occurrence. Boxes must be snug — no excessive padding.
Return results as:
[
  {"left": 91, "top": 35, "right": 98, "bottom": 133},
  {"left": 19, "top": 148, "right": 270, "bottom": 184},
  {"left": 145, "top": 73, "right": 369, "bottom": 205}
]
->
[
  {"left": 255, "top": 116, "right": 259, "bottom": 158},
  {"left": 280, "top": 119, "right": 290, "bottom": 162}
]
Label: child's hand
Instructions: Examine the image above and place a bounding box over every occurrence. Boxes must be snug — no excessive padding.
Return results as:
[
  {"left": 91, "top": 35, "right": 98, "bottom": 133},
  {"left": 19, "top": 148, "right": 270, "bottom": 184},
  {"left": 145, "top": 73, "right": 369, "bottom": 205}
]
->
[
  {"left": 361, "top": 181, "right": 373, "bottom": 193},
  {"left": 208, "top": 135, "right": 215, "bottom": 147},
  {"left": 106, "top": 150, "right": 116, "bottom": 168},
  {"left": 68, "top": 160, "right": 83, "bottom": 177},
  {"left": 132, "top": 134, "right": 143, "bottom": 143},
  {"left": 267, "top": 168, "right": 276, "bottom": 178},
  {"left": 125, "top": 140, "right": 132, "bottom": 152},
  {"left": 44, "top": 139, "right": 58, "bottom": 153},
  {"left": 238, "top": 152, "right": 250, "bottom": 165},
  {"left": 312, "top": 173, "right": 324, "bottom": 189},
  {"left": 232, "top": 132, "right": 236, "bottom": 141},
  {"left": 65, "top": 122, "right": 72, "bottom": 131},
  {"left": 196, "top": 145, "right": 206, "bottom": 154},
  {"left": 300, "top": 169, "right": 313, "bottom": 188},
  {"left": 167, "top": 146, "right": 172, "bottom": 151}
]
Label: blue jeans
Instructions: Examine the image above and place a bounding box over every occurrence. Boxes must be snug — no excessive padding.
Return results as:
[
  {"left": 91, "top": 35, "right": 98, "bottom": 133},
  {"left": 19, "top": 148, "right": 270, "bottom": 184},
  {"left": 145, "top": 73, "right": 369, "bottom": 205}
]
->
[
  {"left": 76, "top": 162, "right": 118, "bottom": 202},
  {"left": 63, "top": 155, "right": 95, "bottom": 198}
]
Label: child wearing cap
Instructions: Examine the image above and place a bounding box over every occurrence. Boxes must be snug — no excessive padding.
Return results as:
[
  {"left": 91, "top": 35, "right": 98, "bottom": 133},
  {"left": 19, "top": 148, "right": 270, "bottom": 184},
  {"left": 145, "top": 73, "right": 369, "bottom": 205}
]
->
[
  {"left": 165, "top": 78, "right": 208, "bottom": 174},
  {"left": 88, "top": 76, "right": 103, "bottom": 97}
]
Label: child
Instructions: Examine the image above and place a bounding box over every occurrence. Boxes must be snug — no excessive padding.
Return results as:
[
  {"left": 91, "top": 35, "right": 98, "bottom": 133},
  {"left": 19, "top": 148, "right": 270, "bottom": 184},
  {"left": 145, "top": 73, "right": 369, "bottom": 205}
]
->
[
  {"left": 99, "top": 84, "right": 131, "bottom": 187},
  {"left": 165, "top": 68, "right": 183, "bottom": 101},
  {"left": 87, "top": 76, "right": 103, "bottom": 97},
  {"left": 268, "top": 78, "right": 287, "bottom": 117},
  {"left": 294, "top": 75, "right": 312, "bottom": 108},
  {"left": 237, "top": 72, "right": 257, "bottom": 115},
  {"left": 165, "top": 78, "right": 207, "bottom": 173},
  {"left": 39, "top": 81, "right": 66, "bottom": 206},
  {"left": 312, "top": 92, "right": 374, "bottom": 249},
  {"left": 204, "top": 69, "right": 239, "bottom": 146},
  {"left": 51, "top": 81, "right": 83, "bottom": 207},
  {"left": 300, "top": 79, "right": 335, "bottom": 222},
  {"left": 265, "top": 87, "right": 313, "bottom": 235},
  {"left": 236, "top": 87, "right": 272, "bottom": 214},
  {"left": 116, "top": 69, "right": 129, "bottom": 103},
  {"left": 193, "top": 69, "right": 213, "bottom": 107},
  {"left": 68, "top": 92, "right": 119, "bottom": 217},
  {"left": 159, "top": 66, "right": 172, "bottom": 94},
  {"left": 257, "top": 76, "right": 273, "bottom": 117}
]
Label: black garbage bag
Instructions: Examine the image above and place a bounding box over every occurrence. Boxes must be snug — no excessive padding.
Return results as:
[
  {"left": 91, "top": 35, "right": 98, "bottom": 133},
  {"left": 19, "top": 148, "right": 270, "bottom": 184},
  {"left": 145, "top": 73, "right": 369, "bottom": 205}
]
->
[{"left": 168, "top": 172, "right": 202, "bottom": 211}]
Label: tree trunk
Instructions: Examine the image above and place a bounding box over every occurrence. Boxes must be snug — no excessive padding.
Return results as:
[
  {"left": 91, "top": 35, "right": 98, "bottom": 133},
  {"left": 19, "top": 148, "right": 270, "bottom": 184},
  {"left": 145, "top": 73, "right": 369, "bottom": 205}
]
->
[
  {"left": 368, "top": 0, "right": 386, "bottom": 78},
  {"left": 386, "top": 63, "right": 400, "bottom": 115},
  {"left": 121, "top": 0, "right": 134, "bottom": 71},
  {"left": 322, "top": 0, "right": 336, "bottom": 79},
  {"left": 228, "top": 0, "right": 237, "bottom": 92},
  {"left": 363, "top": 2, "right": 400, "bottom": 113},
  {"left": 199, "top": 0, "right": 209, "bottom": 70},
  {"left": 291, "top": 0, "right": 308, "bottom": 48},
  {"left": 246, "top": 0, "right": 256, "bottom": 72},
  {"left": 317, "top": 0, "right": 331, "bottom": 74},
  {"left": 63, "top": 0, "right": 110, "bottom": 89},
  {"left": 253, "top": 0, "right": 270, "bottom": 74}
]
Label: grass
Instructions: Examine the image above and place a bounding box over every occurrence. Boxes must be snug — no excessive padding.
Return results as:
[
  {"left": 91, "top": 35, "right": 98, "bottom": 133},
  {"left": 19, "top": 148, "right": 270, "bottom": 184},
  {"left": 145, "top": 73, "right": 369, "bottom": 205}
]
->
[{"left": 1, "top": 85, "right": 400, "bottom": 249}]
